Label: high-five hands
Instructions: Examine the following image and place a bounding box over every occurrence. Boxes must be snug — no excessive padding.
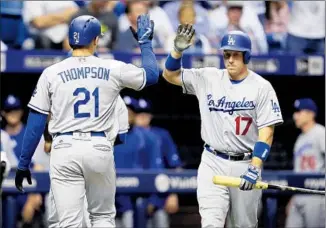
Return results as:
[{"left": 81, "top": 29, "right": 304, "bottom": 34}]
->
[
  {"left": 174, "top": 24, "right": 195, "bottom": 53},
  {"left": 130, "top": 14, "right": 154, "bottom": 45}
]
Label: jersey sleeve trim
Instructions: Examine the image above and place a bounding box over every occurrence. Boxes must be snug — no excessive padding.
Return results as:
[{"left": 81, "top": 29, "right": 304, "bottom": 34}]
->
[
  {"left": 181, "top": 69, "right": 188, "bottom": 94},
  {"left": 137, "top": 68, "right": 146, "bottom": 91},
  {"left": 118, "top": 128, "right": 129, "bottom": 134},
  {"left": 258, "top": 119, "right": 284, "bottom": 129},
  {"left": 28, "top": 103, "right": 50, "bottom": 115}
]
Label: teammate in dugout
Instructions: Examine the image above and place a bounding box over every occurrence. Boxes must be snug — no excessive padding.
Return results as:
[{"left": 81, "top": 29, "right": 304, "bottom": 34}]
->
[
  {"left": 14, "top": 13, "right": 159, "bottom": 227},
  {"left": 163, "top": 25, "right": 283, "bottom": 227},
  {"left": 135, "top": 98, "right": 181, "bottom": 227},
  {"left": 114, "top": 95, "right": 167, "bottom": 228},
  {"left": 1, "top": 141, "right": 12, "bottom": 228},
  {"left": 285, "top": 98, "right": 325, "bottom": 228}
]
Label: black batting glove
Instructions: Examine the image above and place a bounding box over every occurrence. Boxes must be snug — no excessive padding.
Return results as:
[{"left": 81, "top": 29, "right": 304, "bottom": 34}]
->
[{"left": 15, "top": 168, "right": 32, "bottom": 193}]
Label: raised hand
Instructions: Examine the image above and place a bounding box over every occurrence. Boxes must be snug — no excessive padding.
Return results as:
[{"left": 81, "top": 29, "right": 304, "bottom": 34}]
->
[
  {"left": 174, "top": 24, "right": 195, "bottom": 53},
  {"left": 130, "top": 14, "right": 155, "bottom": 45}
]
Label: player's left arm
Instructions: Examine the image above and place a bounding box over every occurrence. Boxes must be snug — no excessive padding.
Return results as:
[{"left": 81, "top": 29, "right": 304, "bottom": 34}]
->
[
  {"left": 251, "top": 125, "right": 275, "bottom": 168},
  {"left": 118, "top": 14, "right": 159, "bottom": 91},
  {"left": 240, "top": 83, "right": 283, "bottom": 191}
]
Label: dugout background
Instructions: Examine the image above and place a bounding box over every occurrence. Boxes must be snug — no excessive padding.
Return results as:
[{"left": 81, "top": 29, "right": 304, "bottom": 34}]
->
[
  {"left": 1, "top": 72, "right": 325, "bottom": 227},
  {"left": 1, "top": 73, "right": 324, "bottom": 170}
]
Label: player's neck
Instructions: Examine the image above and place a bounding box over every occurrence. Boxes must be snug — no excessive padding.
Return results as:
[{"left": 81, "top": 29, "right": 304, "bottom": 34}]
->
[
  {"left": 229, "top": 67, "right": 249, "bottom": 81},
  {"left": 301, "top": 121, "right": 316, "bottom": 133},
  {"left": 5, "top": 122, "right": 23, "bottom": 136},
  {"left": 72, "top": 49, "right": 94, "bottom": 57}
]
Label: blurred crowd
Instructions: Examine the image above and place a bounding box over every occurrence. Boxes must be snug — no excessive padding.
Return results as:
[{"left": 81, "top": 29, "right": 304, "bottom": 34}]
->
[{"left": 0, "top": 0, "right": 325, "bottom": 55}]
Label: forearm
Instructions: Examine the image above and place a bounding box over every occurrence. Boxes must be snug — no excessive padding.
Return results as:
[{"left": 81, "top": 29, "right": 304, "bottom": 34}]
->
[
  {"left": 32, "top": 14, "right": 65, "bottom": 29},
  {"left": 31, "top": 7, "right": 76, "bottom": 29},
  {"left": 251, "top": 125, "right": 274, "bottom": 168},
  {"left": 140, "top": 43, "right": 159, "bottom": 86},
  {"left": 18, "top": 110, "right": 48, "bottom": 170},
  {"left": 163, "top": 50, "right": 183, "bottom": 85}
]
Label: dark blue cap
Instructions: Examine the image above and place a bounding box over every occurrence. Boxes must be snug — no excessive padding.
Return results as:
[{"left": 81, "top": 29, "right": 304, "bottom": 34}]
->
[
  {"left": 3, "top": 95, "right": 21, "bottom": 111},
  {"left": 294, "top": 98, "right": 318, "bottom": 113},
  {"left": 123, "top": 96, "right": 139, "bottom": 112},
  {"left": 137, "top": 98, "right": 152, "bottom": 113}
]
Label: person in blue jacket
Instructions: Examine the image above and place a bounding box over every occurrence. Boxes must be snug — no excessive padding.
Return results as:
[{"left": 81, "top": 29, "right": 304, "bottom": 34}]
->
[
  {"left": 1, "top": 95, "right": 45, "bottom": 227},
  {"left": 114, "top": 95, "right": 148, "bottom": 228},
  {"left": 134, "top": 98, "right": 182, "bottom": 228}
]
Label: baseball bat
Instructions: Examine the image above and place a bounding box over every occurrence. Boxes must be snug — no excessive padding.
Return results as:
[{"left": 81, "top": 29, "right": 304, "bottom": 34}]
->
[{"left": 213, "top": 175, "right": 325, "bottom": 195}]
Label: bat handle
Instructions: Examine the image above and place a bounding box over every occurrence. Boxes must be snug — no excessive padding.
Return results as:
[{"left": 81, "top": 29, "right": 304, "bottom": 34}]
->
[{"left": 255, "top": 181, "right": 269, "bottom": 190}]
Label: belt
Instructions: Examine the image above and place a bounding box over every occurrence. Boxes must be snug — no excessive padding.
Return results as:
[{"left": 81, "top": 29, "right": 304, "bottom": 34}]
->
[
  {"left": 55, "top": 131, "right": 106, "bottom": 138},
  {"left": 204, "top": 144, "right": 252, "bottom": 161}
]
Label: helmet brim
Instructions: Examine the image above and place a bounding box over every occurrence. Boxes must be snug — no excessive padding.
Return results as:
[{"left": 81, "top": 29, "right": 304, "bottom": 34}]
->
[{"left": 220, "top": 46, "right": 250, "bottom": 52}]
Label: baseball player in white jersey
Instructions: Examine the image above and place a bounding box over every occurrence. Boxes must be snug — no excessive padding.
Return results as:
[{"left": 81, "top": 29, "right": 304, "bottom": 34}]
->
[
  {"left": 285, "top": 98, "right": 325, "bottom": 228},
  {"left": 163, "top": 26, "right": 283, "bottom": 227},
  {"left": 14, "top": 14, "right": 158, "bottom": 227},
  {"left": 1, "top": 137, "right": 12, "bottom": 228},
  {"left": 1, "top": 129, "right": 17, "bottom": 168},
  {"left": 47, "top": 96, "right": 130, "bottom": 228}
]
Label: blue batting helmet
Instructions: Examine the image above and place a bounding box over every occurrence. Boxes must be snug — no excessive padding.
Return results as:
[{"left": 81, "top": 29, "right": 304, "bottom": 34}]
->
[
  {"left": 68, "top": 15, "right": 102, "bottom": 47},
  {"left": 219, "top": 31, "right": 252, "bottom": 64}
]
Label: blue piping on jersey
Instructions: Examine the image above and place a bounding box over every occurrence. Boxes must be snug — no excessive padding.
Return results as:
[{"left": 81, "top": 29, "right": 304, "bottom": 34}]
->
[
  {"left": 230, "top": 77, "right": 246, "bottom": 84},
  {"left": 140, "top": 43, "right": 159, "bottom": 87},
  {"left": 18, "top": 109, "right": 47, "bottom": 170}
]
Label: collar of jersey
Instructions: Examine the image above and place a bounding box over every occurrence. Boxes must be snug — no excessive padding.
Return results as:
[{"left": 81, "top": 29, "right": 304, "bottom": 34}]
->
[{"left": 230, "top": 77, "right": 246, "bottom": 84}]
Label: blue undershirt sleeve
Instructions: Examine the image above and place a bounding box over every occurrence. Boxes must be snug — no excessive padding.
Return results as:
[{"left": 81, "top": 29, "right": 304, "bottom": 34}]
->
[
  {"left": 18, "top": 109, "right": 48, "bottom": 170},
  {"left": 140, "top": 43, "right": 159, "bottom": 87}
]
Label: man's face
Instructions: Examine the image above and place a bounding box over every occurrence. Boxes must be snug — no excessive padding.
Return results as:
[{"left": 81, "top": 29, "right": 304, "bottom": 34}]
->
[
  {"left": 127, "top": 108, "right": 136, "bottom": 125},
  {"left": 128, "top": 2, "right": 148, "bottom": 26},
  {"left": 223, "top": 50, "right": 246, "bottom": 77},
  {"left": 293, "top": 110, "right": 314, "bottom": 128},
  {"left": 135, "top": 113, "right": 152, "bottom": 127},
  {"left": 2, "top": 109, "right": 23, "bottom": 126},
  {"left": 91, "top": 0, "right": 108, "bottom": 10},
  {"left": 227, "top": 7, "right": 242, "bottom": 25},
  {"left": 179, "top": 7, "right": 196, "bottom": 25}
]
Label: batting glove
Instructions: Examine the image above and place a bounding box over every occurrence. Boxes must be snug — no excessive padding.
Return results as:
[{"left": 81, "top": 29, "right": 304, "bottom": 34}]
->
[
  {"left": 15, "top": 168, "right": 32, "bottom": 193},
  {"left": 173, "top": 24, "right": 195, "bottom": 53},
  {"left": 130, "top": 14, "right": 154, "bottom": 45},
  {"left": 239, "top": 164, "right": 260, "bottom": 191}
]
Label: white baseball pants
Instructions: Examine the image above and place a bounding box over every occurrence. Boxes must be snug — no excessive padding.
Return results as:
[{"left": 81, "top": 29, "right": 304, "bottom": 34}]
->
[
  {"left": 49, "top": 133, "right": 116, "bottom": 227},
  {"left": 197, "top": 150, "right": 262, "bottom": 228}
]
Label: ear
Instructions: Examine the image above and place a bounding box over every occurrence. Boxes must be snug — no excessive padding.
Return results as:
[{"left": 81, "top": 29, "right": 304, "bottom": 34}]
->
[{"left": 93, "top": 36, "right": 99, "bottom": 46}]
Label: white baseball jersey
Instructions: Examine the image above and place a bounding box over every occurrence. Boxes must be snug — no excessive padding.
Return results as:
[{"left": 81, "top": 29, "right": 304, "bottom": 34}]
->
[
  {"left": 0, "top": 130, "right": 18, "bottom": 168},
  {"left": 181, "top": 68, "right": 283, "bottom": 153},
  {"left": 107, "top": 95, "right": 129, "bottom": 144},
  {"left": 28, "top": 56, "right": 145, "bottom": 140},
  {"left": 293, "top": 123, "right": 325, "bottom": 173}
]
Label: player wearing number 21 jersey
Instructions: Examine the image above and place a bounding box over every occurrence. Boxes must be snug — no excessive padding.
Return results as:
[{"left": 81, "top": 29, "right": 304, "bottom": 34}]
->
[
  {"left": 163, "top": 26, "right": 283, "bottom": 227},
  {"left": 14, "top": 14, "right": 158, "bottom": 227}
]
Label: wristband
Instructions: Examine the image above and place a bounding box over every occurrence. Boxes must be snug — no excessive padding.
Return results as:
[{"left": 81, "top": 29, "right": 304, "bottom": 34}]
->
[
  {"left": 165, "top": 54, "right": 182, "bottom": 71},
  {"left": 253, "top": 141, "right": 270, "bottom": 162}
]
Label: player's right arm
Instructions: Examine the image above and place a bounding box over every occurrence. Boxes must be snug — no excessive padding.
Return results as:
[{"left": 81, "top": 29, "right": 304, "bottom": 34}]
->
[{"left": 163, "top": 24, "right": 195, "bottom": 86}]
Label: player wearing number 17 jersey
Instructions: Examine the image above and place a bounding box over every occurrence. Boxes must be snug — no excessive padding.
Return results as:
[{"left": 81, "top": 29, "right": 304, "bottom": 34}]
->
[
  {"left": 14, "top": 14, "right": 158, "bottom": 227},
  {"left": 163, "top": 26, "right": 283, "bottom": 227}
]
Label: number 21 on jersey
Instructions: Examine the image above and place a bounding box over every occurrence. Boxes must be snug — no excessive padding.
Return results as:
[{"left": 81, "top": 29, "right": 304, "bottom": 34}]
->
[
  {"left": 235, "top": 116, "right": 252, "bottom": 135},
  {"left": 73, "top": 87, "right": 99, "bottom": 118}
]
